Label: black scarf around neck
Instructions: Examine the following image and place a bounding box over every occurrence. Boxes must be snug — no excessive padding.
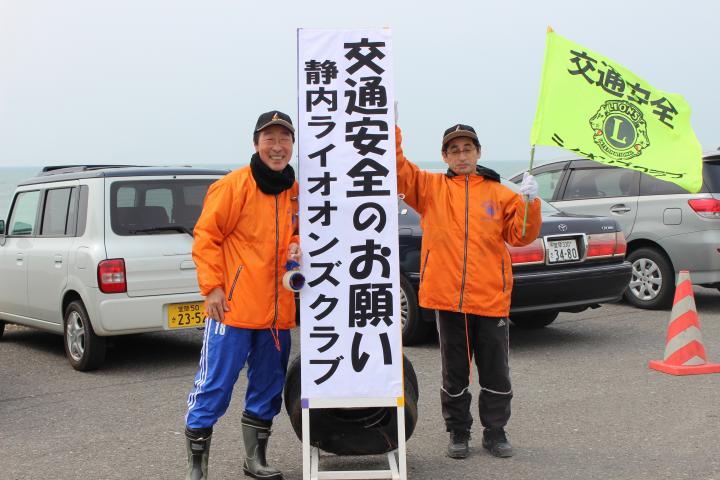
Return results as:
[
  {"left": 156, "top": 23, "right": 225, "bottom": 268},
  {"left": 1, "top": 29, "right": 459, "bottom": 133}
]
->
[
  {"left": 250, "top": 153, "right": 295, "bottom": 195},
  {"left": 445, "top": 164, "right": 500, "bottom": 182}
]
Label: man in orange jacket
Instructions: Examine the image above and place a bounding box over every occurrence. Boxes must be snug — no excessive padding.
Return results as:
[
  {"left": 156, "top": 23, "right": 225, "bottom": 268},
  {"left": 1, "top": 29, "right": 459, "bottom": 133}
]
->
[
  {"left": 395, "top": 123, "right": 541, "bottom": 459},
  {"left": 184, "top": 110, "right": 300, "bottom": 480}
]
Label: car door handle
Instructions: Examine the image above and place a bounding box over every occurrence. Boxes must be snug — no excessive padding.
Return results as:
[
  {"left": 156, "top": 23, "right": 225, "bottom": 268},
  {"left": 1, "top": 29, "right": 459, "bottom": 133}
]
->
[
  {"left": 610, "top": 204, "right": 631, "bottom": 214},
  {"left": 16, "top": 253, "right": 24, "bottom": 265},
  {"left": 54, "top": 254, "right": 64, "bottom": 266},
  {"left": 180, "top": 260, "right": 196, "bottom": 270}
]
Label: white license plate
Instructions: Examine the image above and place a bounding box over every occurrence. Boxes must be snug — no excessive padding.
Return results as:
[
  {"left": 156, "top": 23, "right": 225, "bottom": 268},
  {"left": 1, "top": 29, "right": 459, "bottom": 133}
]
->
[{"left": 546, "top": 239, "right": 580, "bottom": 264}]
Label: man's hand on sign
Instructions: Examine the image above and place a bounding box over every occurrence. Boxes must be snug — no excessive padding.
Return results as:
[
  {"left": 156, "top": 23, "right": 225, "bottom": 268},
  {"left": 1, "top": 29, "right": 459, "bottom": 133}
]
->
[
  {"left": 206, "top": 287, "right": 230, "bottom": 321},
  {"left": 287, "top": 242, "right": 302, "bottom": 264},
  {"left": 520, "top": 172, "right": 539, "bottom": 201}
]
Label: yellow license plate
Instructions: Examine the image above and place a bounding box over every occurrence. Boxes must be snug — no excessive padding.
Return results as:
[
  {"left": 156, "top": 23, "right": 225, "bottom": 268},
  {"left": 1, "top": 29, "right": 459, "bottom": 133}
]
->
[{"left": 168, "top": 302, "right": 206, "bottom": 329}]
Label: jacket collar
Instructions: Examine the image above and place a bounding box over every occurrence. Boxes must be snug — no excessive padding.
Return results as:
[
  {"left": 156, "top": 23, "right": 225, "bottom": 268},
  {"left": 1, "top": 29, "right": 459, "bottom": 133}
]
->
[{"left": 445, "top": 165, "right": 500, "bottom": 182}]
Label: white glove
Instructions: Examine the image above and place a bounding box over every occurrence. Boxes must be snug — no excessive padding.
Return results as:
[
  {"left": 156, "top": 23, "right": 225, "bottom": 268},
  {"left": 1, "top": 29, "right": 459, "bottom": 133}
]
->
[{"left": 519, "top": 172, "right": 539, "bottom": 201}]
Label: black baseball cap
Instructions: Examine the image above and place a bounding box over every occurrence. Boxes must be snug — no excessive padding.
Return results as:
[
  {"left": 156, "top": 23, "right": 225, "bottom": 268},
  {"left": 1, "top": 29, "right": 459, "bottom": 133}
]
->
[
  {"left": 254, "top": 110, "right": 295, "bottom": 135},
  {"left": 442, "top": 124, "right": 480, "bottom": 150}
]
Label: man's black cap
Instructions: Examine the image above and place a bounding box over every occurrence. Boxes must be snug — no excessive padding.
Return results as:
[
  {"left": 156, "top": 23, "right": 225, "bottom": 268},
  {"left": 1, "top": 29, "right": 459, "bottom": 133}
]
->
[
  {"left": 254, "top": 110, "right": 295, "bottom": 135},
  {"left": 442, "top": 124, "right": 480, "bottom": 149}
]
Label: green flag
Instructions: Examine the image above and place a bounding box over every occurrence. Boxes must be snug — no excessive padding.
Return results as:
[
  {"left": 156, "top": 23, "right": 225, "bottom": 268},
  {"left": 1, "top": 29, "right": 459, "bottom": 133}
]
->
[{"left": 530, "top": 29, "right": 703, "bottom": 193}]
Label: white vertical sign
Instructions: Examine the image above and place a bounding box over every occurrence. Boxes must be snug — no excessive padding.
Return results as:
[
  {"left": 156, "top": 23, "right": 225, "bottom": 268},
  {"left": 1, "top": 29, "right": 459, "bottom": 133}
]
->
[{"left": 297, "top": 28, "right": 401, "bottom": 400}]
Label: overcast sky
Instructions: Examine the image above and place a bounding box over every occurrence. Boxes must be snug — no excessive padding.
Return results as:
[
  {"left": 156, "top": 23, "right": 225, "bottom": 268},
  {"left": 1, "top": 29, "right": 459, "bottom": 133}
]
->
[{"left": 0, "top": 0, "right": 718, "bottom": 168}]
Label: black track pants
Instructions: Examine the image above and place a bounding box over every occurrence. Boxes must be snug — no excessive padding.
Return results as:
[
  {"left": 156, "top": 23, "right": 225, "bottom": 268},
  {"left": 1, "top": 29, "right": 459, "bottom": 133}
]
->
[{"left": 436, "top": 310, "right": 512, "bottom": 432}]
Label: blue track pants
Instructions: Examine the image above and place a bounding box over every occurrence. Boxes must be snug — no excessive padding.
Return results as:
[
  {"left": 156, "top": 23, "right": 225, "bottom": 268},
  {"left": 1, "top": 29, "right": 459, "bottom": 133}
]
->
[{"left": 185, "top": 318, "right": 291, "bottom": 429}]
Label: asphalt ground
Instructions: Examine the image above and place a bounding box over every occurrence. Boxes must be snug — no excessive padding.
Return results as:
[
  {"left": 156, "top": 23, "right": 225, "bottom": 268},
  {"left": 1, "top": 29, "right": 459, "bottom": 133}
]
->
[{"left": 1, "top": 288, "right": 719, "bottom": 480}]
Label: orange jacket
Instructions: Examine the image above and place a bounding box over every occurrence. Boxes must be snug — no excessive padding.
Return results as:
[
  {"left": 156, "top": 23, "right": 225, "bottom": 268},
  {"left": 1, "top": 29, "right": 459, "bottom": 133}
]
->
[
  {"left": 396, "top": 126, "right": 542, "bottom": 317},
  {"left": 192, "top": 166, "right": 299, "bottom": 330}
]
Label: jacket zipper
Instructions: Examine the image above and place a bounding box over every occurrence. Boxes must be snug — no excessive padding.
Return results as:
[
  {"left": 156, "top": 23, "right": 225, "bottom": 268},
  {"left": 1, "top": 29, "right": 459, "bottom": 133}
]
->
[
  {"left": 458, "top": 175, "right": 469, "bottom": 311},
  {"left": 501, "top": 258, "right": 506, "bottom": 292},
  {"left": 420, "top": 250, "right": 430, "bottom": 283},
  {"left": 227, "top": 265, "right": 243, "bottom": 301},
  {"left": 273, "top": 194, "right": 279, "bottom": 328}
]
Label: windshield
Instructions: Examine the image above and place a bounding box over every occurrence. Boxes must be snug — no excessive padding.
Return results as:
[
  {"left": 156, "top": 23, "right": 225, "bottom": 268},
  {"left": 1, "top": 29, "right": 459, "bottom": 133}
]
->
[{"left": 110, "top": 179, "right": 216, "bottom": 236}]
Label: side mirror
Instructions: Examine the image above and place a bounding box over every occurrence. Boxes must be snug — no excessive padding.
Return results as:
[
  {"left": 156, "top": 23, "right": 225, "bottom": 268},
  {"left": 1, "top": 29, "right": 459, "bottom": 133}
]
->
[{"left": 0, "top": 219, "right": 5, "bottom": 246}]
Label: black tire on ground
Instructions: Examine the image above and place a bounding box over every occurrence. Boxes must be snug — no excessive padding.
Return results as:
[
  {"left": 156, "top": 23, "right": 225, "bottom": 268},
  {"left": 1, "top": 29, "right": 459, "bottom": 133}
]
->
[
  {"left": 0, "top": 320, "right": 5, "bottom": 339},
  {"left": 509, "top": 311, "right": 559, "bottom": 329},
  {"left": 64, "top": 300, "right": 106, "bottom": 371},
  {"left": 624, "top": 247, "right": 675, "bottom": 310},
  {"left": 400, "top": 275, "right": 432, "bottom": 346},
  {"left": 284, "top": 354, "right": 419, "bottom": 456}
]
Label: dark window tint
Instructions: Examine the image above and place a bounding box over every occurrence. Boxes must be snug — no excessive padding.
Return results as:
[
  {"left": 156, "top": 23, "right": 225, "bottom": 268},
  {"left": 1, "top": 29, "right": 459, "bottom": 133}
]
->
[
  {"left": 701, "top": 161, "right": 720, "bottom": 193},
  {"left": 76, "top": 185, "right": 89, "bottom": 236},
  {"left": 41, "top": 188, "right": 73, "bottom": 236},
  {"left": 563, "top": 168, "right": 637, "bottom": 199},
  {"left": 639, "top": 173, "right": 687, "bottom": 195},
  {"left": 8, "top": 191, "right": 41, "bottom": 236},
  {"left": 110, "top": 179, "right": 215, "bottom": 235}
]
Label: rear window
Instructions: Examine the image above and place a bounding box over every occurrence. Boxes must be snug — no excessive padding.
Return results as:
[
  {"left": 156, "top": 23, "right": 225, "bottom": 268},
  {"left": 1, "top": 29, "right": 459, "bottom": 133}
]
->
[
  {"left": 639, "top": 173, "right": 688, "bottom": 195},
  {"left": 702, "top": 160, "right": 720, "bottom": 192},
  {"left": 110, "top": 179, "right": 215, "bottom": 236}
]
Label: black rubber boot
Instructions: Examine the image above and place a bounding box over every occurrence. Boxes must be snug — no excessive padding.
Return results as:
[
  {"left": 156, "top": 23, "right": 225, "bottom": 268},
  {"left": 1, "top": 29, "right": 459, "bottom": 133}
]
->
[
  {"left": 482, "top": 428, "right": 514, "bottom": 458},
  {"left": 241, "top": 413, "right": 284, "bottom": 480},
  {"left": 447, "top": 430, "right": 471, "bottom": 459},
  {"left": 185, "top": 426, "right": 212, "bottom": 480}
]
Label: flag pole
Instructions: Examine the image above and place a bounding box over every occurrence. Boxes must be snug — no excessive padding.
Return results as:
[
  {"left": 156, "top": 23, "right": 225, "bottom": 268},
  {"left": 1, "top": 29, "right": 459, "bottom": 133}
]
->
[{"left": 521, "top": 145, "right": 536, "bottom": 237}]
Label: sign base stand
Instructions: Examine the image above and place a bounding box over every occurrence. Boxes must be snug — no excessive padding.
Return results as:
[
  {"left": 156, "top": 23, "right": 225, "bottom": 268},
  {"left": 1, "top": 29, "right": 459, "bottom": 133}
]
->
[{"left": 302, "top": 397, "right": 407, "bottom": 480}]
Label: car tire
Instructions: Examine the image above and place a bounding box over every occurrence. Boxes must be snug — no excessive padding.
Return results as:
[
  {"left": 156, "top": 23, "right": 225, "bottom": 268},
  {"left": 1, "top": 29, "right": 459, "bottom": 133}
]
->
[
  {"left": 283, "top": 353, "right": 419, "bottom": 456},
  {"left": 0, "top": 320, "right": 5, "bottom": 339},
  {"left": 64, "top": 300, "right": 106, "bottom": 371},
  {"left": 509, "top": 311, "right": 558, "bottom": 329},
  {"left": 624, "top": 247, "right": 674, "bottom": 310},
  {"left": 400, "top": 275, "right": 432, "bottom": 345}
]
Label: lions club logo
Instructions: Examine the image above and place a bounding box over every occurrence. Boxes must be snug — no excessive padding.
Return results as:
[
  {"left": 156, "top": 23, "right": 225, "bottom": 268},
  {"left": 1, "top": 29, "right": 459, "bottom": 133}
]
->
[{"left": 589, "top": 100, "right": 650, "bottom": 160}]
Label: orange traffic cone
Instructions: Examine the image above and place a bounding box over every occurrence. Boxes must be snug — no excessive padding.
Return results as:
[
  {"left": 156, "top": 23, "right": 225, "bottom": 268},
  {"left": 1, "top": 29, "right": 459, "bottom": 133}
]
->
[{"left": 649, "top": 270, "right": 720, "bottom": 375}]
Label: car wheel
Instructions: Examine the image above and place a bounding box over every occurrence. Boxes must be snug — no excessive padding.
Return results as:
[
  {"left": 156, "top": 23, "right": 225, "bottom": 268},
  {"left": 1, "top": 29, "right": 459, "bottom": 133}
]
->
[
  {"left": 283, "top": 354, "right": 419, "bottom": 456},
  {"left": 64, "top": 300, "right": 106, "bottom": 371},
  {"left": 509, "top": 311, "right": 558, "bottom": 329},
  {"left": 624, "top": 247, "right": 674, "bottom": 309},
  {"left": 400, "top": 275, "right": 432, "bottom": 345}
]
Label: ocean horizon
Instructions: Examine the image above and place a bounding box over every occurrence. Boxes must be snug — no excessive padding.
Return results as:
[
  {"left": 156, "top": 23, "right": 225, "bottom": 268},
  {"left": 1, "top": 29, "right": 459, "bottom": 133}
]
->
[{"left": 0, "top": 160, "right": 529, "bottom": 219}]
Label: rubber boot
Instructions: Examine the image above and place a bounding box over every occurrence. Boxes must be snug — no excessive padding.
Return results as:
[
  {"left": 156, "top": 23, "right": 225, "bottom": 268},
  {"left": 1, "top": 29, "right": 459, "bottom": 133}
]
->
[
  {"left": 241, "top": 413, "right": 284, "bottom": 480},
  {"left": 185, "top": 426, "right": 212, "bottom": 480}
]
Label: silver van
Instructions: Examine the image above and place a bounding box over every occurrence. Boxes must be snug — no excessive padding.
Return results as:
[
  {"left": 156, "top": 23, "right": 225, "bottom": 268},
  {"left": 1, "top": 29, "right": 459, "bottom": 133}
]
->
[
  {"left": 0, "top": 166, "right": 226, "bottom": 370},
  {"left": 510, "top": 153, "right": 720, "bottom": 309}
]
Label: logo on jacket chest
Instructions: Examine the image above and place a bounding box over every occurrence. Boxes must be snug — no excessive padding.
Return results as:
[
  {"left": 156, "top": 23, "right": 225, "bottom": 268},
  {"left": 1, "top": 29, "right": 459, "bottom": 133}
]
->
[{"left": 480, "top": 200, "right": 498, "bottom": 219}]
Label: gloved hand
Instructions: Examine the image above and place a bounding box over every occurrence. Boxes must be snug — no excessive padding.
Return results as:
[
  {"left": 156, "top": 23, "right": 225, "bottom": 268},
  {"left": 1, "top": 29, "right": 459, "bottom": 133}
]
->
[{"left": 519, "top": 172, "right": 539, "bottom": 201}]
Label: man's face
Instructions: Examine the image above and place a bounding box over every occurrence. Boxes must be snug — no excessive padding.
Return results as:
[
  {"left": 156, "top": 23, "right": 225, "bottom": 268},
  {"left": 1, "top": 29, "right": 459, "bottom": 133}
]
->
[
  {"left": 255, "top": 125, "right": 294, "bottom": 172},
  {"left": 442, "top": 137, "right": 480, "bottom": 176}
]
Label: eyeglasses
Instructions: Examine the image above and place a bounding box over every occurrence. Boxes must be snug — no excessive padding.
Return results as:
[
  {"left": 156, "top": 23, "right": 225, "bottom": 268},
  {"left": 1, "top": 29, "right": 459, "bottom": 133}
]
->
[{"left": 446, "top": 147, "right": 477, "bottom": 156}]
